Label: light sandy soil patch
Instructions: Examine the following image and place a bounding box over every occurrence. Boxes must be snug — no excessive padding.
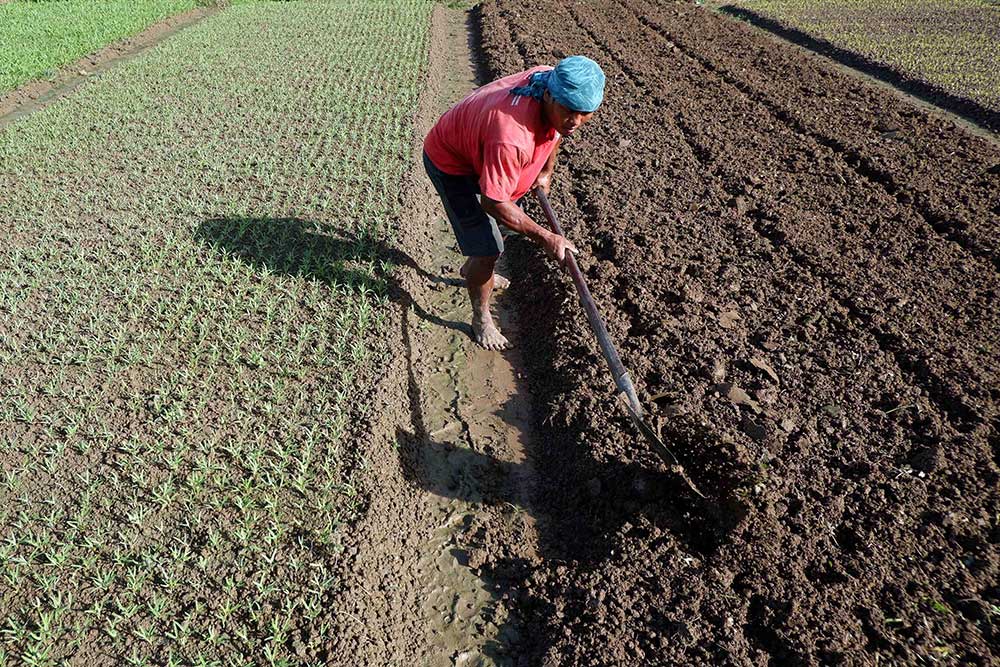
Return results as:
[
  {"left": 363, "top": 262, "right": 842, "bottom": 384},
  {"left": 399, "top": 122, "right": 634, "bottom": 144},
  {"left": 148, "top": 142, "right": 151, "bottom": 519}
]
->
[{"left": 325, "top": 5, "right": 539, "bottom": 665}]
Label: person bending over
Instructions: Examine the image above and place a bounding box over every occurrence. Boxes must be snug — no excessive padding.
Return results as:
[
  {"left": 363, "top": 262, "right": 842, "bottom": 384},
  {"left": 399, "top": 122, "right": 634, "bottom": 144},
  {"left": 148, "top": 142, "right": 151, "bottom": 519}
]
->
[{"left": 423, "top": 55, "right": 605, "bottom": 350}]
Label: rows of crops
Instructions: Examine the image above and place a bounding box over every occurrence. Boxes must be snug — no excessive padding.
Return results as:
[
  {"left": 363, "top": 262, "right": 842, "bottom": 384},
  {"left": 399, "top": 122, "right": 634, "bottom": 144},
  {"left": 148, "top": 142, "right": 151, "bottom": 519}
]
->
[
  {"left": 0, "top": 0, "right": 206, "bottom": 94},
  {"left": 0, "top": 0, "right": 430, "bottom": 664},
  {"left": 722, "top": 0, "right": 1000, "bottom": 116}
]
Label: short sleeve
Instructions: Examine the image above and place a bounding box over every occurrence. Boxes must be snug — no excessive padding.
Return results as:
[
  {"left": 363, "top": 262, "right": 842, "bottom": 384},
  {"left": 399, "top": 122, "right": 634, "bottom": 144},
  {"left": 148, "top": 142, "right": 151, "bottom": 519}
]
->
[{"left": 479, "top": 142, "right": 527, "bottom": 202}]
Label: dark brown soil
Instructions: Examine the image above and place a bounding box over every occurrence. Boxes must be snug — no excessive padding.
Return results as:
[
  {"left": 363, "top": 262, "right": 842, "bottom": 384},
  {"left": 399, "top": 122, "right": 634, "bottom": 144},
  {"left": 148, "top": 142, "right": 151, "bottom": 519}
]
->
[
  {"left": 471, "top": 0, "right": 1000, "bottom": 664},
  {"left": 715, "top": 2, "right": 1000, "bottom": 136}
]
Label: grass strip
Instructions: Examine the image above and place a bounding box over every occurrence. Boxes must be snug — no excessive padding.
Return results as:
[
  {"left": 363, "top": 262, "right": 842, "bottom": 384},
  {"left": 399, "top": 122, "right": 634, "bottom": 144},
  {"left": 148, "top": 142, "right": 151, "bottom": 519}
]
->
[
  {"left": 0, "top": 0, "right": 198, "bottom": 93},
  {"left": 723, "top": 0, "right": 1000, "bottom": 112}
]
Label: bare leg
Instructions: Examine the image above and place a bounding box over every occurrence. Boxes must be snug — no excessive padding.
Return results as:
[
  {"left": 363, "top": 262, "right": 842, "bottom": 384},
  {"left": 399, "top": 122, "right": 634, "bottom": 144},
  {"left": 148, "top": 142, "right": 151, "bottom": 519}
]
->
[
  {"left": 461, "top": 257, "right": 510, "bottom": 290},
  {"left": 463, "top": 255, "right": 509, "bottom": 350}
]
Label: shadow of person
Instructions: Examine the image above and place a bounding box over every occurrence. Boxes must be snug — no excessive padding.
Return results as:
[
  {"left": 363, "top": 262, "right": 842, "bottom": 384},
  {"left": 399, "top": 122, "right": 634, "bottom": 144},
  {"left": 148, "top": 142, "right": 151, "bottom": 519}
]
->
[
  {"left": 194, "top": 215, "right": 470, "bottom": 336},
  {"left": 396, "top": 426, "right": 513, "bottom": 505},
  {"left": 195, "top": 215, "right": 745, "bottom": 660},
  {"left": 196, "top": 216, "right": 385, "bottom": 291}
]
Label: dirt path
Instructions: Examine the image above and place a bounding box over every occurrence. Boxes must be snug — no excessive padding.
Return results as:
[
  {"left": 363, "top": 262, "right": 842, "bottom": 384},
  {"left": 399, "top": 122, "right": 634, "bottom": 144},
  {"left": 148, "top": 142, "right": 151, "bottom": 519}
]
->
[{"left": 326, "top": 5, "right": 537, "bottom": 665}]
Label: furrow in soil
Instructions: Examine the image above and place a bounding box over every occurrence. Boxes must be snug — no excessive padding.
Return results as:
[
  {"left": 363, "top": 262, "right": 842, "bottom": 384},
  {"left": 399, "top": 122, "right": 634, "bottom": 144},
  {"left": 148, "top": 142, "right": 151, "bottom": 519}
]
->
[
  {"left": 627, "top": 0, "right": 1000, "bottom": 273},
  {"left": 473, "top": 0, "right": 1000, "bottom": 664}
]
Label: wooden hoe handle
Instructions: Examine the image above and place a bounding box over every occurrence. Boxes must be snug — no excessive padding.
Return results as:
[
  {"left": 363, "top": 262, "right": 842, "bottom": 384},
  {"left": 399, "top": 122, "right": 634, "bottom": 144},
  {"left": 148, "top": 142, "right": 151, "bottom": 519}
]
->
[{"left": 534, "top": 188, "right": 644, "bottom": 417}]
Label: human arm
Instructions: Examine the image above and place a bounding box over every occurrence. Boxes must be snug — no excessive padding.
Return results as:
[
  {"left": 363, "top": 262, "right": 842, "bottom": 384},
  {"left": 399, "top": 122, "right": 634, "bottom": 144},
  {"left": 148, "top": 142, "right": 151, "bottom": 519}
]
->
[
  {"left": 480, "top": 195, "right": 577, "bottom": 264},
  {"left": 479, "top": 141, "right": 577, "bottom": 265},
  {"left": 532, "top": 136, "right": 561, "bottom": 196}
]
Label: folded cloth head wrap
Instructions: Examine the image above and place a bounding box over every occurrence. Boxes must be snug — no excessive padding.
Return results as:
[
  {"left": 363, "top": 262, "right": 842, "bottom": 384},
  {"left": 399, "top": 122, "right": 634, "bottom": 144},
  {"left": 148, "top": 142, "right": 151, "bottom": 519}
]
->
[{"left": 510, "top": 55, "right": 605, "bottom": 113}]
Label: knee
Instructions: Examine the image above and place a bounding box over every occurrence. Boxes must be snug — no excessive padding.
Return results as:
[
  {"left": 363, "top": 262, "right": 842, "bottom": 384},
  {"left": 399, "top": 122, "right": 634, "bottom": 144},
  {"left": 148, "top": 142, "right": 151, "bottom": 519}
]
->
[
  {"left": 465, "top": 255, "right": 499, "bottom": 282},
  {"left": 469, "top": 254, "right": 499, "bottom": 269}
]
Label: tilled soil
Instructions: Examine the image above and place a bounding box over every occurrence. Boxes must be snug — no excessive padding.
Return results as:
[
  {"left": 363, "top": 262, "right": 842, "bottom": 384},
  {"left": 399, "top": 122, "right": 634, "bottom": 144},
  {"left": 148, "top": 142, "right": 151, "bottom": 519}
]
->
[
  {"left": 716, "top": 1, "right": 1000, "bottom": 135},
  {"left": 472, "top": 0, "right": 1000, "bottom": 664}
]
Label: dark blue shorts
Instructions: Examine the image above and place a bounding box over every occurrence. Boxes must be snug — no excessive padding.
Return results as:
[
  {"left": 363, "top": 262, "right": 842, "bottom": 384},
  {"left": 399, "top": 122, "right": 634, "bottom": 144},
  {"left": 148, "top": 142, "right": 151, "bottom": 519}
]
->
[{"left": 423, "top": 151, "right": 504, "bottom": 257}]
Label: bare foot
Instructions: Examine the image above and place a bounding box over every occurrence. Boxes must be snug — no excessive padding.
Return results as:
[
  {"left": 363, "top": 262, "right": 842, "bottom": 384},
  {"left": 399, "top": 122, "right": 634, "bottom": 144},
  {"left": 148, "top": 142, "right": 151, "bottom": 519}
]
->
[
  {"left": 472, "top": 310, "right": 509, "bottom": 350},
  {"left": 461, "top": 258, "right": 510, "bottom": 290}
]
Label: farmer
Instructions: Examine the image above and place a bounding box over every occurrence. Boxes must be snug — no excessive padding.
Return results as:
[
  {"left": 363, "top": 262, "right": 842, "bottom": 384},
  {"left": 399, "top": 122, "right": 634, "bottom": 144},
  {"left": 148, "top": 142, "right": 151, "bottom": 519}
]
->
[{"left": 423, "top": 56, "right": 605, "bottom": 350}]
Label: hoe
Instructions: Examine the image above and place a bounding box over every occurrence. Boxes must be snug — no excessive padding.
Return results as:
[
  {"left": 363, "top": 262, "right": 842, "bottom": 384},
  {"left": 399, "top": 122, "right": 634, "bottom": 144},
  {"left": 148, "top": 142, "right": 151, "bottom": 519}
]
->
[{"left": 535, "top": 188, "right": 704, "bottom": 498}]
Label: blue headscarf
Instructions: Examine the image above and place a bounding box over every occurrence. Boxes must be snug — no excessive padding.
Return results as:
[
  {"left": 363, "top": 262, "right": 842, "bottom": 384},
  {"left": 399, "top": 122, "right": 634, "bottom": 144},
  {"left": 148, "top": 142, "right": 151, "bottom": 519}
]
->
[{"left": 511, "top": 55, "right": 605, "bottom": 113}]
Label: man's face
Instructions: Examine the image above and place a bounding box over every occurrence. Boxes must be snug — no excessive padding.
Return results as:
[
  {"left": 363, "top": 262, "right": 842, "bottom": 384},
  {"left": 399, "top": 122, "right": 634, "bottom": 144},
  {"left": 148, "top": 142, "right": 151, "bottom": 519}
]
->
[{"left": 543, "top": 91, "right": 595, "bottom": 136}]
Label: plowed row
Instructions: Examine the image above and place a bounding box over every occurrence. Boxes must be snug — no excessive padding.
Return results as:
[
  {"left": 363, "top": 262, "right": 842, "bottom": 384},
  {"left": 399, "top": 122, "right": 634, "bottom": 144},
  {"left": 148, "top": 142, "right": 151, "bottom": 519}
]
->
[{"left": 474, "top": 0, "right": 999, "bottom": 664}]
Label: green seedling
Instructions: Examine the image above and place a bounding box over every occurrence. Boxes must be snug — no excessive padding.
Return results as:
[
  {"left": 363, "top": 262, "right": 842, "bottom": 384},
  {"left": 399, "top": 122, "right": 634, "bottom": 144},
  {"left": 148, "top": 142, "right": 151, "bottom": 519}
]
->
[{"left": 0, "top": 0, "right": 432, "bottom": 662}]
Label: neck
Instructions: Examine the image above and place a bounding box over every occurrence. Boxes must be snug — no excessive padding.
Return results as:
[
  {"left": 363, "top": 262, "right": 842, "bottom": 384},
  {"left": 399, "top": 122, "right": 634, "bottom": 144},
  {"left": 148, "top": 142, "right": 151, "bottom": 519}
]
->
[{"left": 539, "top": 97, "right": 555, "bottom": 132}]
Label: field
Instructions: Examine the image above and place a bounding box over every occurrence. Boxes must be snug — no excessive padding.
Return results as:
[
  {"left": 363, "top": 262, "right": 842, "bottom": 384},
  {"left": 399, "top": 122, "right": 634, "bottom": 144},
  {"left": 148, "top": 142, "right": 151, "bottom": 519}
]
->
[
  {"left": 471, "top": 0, "right": 1000, "bottom": 664},
  {"left": 0, "top": 0, "right": 429, "bottom": 664},
  {"left": 2, "top": 0, "right": 999, "bottom": 664},
  {"left": 0, "top": 0, "right": 203, "bottom": 93},
  {"left": 719, "top": 0, "right": 1000, "bottom": 131}
]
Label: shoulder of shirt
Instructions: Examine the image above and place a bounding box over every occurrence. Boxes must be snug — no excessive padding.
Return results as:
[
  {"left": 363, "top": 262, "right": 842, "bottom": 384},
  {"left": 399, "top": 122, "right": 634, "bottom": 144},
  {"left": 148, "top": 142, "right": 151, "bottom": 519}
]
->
[
  {"left": 482, "top": 140, "right": 531, "bottom": 164},
  {"left": 483, "top": 140, "right": 530, "bottom": 155}
]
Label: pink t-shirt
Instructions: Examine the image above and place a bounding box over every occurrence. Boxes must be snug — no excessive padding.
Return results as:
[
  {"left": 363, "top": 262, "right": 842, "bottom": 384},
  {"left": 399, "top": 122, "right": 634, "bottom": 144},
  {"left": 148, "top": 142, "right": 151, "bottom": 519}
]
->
[{"left": 424, "top": 66, "right": 559, "bottom": 202}]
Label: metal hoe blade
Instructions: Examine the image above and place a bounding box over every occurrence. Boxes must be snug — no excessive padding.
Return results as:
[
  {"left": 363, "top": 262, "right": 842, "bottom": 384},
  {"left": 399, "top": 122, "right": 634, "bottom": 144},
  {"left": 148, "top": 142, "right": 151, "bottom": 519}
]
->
[{"left": 619, "top": 376, "right": 706, "bottom": 499}]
